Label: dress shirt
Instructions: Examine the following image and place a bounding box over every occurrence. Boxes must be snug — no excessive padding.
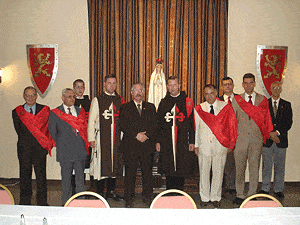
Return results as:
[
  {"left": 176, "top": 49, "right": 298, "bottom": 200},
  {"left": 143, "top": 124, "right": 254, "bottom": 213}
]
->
[
  {"left": 245, "top": 92, "right": 256, "bottom": 105},
  {"left": 223, "top": 93, "right": 234, "bottom": 103},
  {"left": 63, "top": 104, "right": 78, "bottom": 117},
  {"left": 104, "top": 91, "right": 116, "bottom": 96},
  {"left": 204, "top": 101, "right": 221, "bottom": 115},
  {"left": 24, "top": 103, "right": 36, "bottom": 115},
  {"left": 133, "top": 100, "right": 143, "bottom": 111},
  {"left": 272, "top": 97, "right": 281, "bottom": 108}
]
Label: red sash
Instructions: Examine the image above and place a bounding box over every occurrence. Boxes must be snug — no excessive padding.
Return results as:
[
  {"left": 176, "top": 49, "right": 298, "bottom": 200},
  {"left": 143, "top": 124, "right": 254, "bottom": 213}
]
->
[
  {"left": 194, "top": 103, "right": 238, "bottom": 150},
  {"left": 234, "top": 95, "right": 273, "bottom": 143},
  {"left": 16, "top": 106, "right": 55, "bottom": 155},
  {"left": 51, "top": 108, "right": 90, "bottom": 153},
  {"left": 186, "top": 97, "right": 194, "bottom": 118}
]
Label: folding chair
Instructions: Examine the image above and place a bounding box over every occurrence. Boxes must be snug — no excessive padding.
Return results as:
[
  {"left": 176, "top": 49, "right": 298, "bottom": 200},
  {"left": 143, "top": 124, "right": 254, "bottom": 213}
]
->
[
  {"left": 240, "top": 193, "right": 283, "bottom": 208},
  {"left": 0, "top": 184, "right": 14, "bottom": 205},
  {"left": 64, "top": 191, "right": 110, "bottom": 208}
]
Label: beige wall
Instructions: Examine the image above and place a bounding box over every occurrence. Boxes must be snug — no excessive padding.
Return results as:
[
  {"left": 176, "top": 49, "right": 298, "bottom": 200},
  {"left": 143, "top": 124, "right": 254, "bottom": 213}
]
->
[
  {"left": 0, "top": 0, "right": 299, "bottom": 181},
  {"left": 0, "top": 0, "right": 89, "bottom": 179},
  {"left": 229, "top": 0, "right": 300, "bottom": 181}
]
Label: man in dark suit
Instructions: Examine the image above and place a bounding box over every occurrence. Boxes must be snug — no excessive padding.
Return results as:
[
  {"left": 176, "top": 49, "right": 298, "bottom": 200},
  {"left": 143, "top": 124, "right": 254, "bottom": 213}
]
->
[
  {"left": 259, "top": 81, "right": 293, "bottom": 199},
  {"left": 12, "top": 86, "right": 54, "bottom": 206},
  {"left": 219, "top": 77, "right": 237, "bottom": 196},
  {"left": 49, "top": 88, "right": 89, "bottom": 205},
  {"left": 119, "top": 83, "right": 157, "bottom": 208}
]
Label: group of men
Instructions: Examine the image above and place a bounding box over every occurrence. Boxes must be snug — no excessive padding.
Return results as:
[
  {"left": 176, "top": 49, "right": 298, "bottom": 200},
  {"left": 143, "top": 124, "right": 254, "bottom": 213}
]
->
[{"left": 12, "top": 72, "right": 292, "bottom": 208}]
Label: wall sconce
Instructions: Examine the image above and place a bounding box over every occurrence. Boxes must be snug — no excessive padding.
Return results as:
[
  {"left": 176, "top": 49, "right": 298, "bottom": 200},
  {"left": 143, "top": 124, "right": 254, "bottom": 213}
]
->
[{"left": 0, "top": 68, "right": 2, "bottom": 83}]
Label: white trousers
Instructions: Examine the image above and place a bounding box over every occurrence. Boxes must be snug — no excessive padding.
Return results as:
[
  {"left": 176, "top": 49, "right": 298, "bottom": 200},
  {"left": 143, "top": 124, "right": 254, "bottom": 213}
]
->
[{"left": 198, "top": 149, "right": 227, "bottom": 202}]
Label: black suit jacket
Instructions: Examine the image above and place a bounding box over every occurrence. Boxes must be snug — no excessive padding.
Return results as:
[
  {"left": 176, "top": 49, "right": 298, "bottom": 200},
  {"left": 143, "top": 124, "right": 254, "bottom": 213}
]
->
[
  {"left": 12, "top": 103, "right": 48, "bottom": 158},
  {"left": 264, "top": 98, "right": 293, "bottom": 148},
  {"left": 119, "top": 101, "right": 158, "bottom": 157}
]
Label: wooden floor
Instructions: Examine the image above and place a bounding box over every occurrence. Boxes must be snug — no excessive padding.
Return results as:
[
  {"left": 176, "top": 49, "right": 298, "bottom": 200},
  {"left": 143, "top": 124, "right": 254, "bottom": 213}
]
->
[{"left": 1, "top": 175, "right": 299, "bottom": 208}]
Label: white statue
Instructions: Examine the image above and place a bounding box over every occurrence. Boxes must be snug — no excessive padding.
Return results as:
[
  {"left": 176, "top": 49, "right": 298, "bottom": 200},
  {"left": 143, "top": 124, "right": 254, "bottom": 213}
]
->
[{"left": 148, "top": 59, "right": 167, "bottom": 109}]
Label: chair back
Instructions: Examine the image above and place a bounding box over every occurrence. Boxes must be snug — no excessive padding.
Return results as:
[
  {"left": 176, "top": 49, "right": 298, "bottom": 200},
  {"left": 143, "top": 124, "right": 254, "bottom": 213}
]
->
[
  {"left": 150, "top": 189, "right": 197, "bottom": 209},
  {"left": 64, "top": 191, "right": 110, "bottom": 208},
  {"left": 0, "top": 184, "right": 14, "bottom": 205},
  {"left": 240, "top": 194, "right": 283, "bottom": 208}
]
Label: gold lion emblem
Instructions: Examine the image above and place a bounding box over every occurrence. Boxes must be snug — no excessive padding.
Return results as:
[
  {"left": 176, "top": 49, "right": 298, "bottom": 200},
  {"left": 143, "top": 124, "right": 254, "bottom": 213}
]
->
[
  {"left": 264, "top": 54, "right": 282, "bottom": 79},
  {"left": 34, "top": 53, "right": 51, "bottom": 77}
]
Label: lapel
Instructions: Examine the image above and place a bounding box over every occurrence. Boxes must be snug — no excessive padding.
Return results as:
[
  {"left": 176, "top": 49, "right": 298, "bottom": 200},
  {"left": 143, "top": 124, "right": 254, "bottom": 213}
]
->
[
  {"left": 58, "top": 104, "right": 65, "bottom": 113},
  {"left": 268, "top": 98, "right": 275, "bottom": 119},
  {"left": 130, "top": 101, "right": 141, "bottom": 117},
  {"left": 241, "top": 93, "right": 246, "bottom": 100},
  {"left": 254, "top": 92, "right": 261, "bottom": 106},
  {"left": 276, "top": 98, "right": 283, "bottom": 118},
  {"left": 74, "top": 106, "right": 80, "bottom": 117}
]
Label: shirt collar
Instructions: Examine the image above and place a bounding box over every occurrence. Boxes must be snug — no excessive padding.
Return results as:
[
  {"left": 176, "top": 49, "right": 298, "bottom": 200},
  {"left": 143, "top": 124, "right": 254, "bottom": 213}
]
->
[
  {"left": 24, "top": 103, "right": 36, "bottom": 114},
  {"left": 105, "top": 91, "right": 116, "bottom": 96}
]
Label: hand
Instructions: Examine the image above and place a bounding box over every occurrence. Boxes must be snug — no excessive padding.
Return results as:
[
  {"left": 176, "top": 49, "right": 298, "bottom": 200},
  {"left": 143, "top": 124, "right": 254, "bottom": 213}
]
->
[
  {"left": 227, "top": 148, "right": 233, "bottom": 154},
  {"left": 156, "top": 143, "right": 161, "bottom": 152},
  {"left": 90, "top": 141, "right": 95, "bottom": 148},
  {"left": 189, "top": 144, "right": 195, "bottom": 152},
  {"left": 194, "top": 147, "right": 199, "bottom": 156},
  {"left": 136, "top": 131, "right": 148, "bottom": 142},
  {"left": 272, "top": 136, "right": 280, "bottom": 144},
  {"left": 269, "top": 131, "right": 278, "bottom": 139}
]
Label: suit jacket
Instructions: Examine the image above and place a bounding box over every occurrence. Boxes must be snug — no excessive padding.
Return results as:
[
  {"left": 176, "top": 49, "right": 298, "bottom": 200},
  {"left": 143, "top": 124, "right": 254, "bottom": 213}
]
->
[
  {"left": 12, "top": 103, "right": 48, "bottom": 158},
  {"left": 264, "top": 98, "right": 293, "bottom": 148},
  {"left": 48, "top": 104, "right": 87, "bottom": 162},
  {"left": 119, "top": 101, "right": 157, "bottom": 158},
  {"left": 218, "top": 93, "right": 238, "bottom": 101},
  {"left": 232, "top": 92, "right": 266, "bottom": 143},
  {"left": 195, "top": 100, "right": 228, "bottom": 156}
]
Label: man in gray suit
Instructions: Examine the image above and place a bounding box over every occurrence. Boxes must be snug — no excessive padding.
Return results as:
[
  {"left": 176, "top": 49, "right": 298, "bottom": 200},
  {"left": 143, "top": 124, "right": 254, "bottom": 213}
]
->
[
  {"left": 49, "top": 88, "right": 89, "bottom": 205},
  {"left": 231, "top": 73, "right": 273, "bottom": 205}
]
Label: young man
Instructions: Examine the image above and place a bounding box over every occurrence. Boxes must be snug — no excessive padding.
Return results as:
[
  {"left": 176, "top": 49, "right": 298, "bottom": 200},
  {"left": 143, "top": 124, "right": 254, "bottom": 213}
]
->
[
  {"left": 119, "top": 83, "right": 157, "bottom": 207},
  {"left": 12, "top": 86, "right": 54, "bottom": 206},
  {"left": 231, "top": 73, "right": 273, "bottom": 205},
  {"left": 88, "top": 74, "right": 125, "bottom": 201},
  {"left": 49, "top": 88, "right": 89, "bottom": 205},
  {"left": 259, "top": 81, "right": 293, "bottom": 199},
  {"left": 194, "top": 84, "right": 237, "bottom": 208},
  {"left": 156, "top": 76, "right": 195, "bottom": 191}
]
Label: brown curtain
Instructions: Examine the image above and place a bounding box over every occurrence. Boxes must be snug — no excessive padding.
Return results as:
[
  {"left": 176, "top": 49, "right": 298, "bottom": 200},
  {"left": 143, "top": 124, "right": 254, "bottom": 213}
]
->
[{"left": 88, "top": 0, "right": 227, "bottom": 105}]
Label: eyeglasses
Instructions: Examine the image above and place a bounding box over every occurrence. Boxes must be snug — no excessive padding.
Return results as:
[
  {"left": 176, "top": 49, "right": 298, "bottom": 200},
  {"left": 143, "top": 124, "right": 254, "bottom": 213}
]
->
[
  {"left": 24, "top": 94, "right": 37, "bottom": 98},
  {"left": 271, "top": 86, "right": 281, "bottom": 90}
]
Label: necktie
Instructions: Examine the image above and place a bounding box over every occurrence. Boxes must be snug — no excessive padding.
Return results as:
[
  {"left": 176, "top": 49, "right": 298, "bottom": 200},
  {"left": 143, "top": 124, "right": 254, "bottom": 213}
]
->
[
  {"left": 210, "top": 105, "right": 215, "bottom": 115},
  {"left": 67, "top": 107, "right": 77, "bottom": 135},
  {"left": 30, "top": 107, "right": 33, "bottom": 114},
  {"left": 248, "top": 95, "right": 253, "bottom": 105},
  {"left": 248, "top": 96, "right": 252, "bottom": 120},
  {"left": 137, "top": 104, "right": 142, "bottom": 116},
  {"left": 274, "top": 101, "right": 278, "bottom": 116},
  {"left": 228, "top": 96, "right": 231, "bottom": 104}
]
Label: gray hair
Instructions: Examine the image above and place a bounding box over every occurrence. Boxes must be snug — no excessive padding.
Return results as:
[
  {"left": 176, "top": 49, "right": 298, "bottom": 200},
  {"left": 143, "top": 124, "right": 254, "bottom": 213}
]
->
[
  {"left": 62, "top": 88, "right": 74, "bottom": 97},
  {"left": 23, "top": 86, "right": 37, "bottom": 95},
  {"left": 131, "top": 83, "right": 145, "bottom": 91}
]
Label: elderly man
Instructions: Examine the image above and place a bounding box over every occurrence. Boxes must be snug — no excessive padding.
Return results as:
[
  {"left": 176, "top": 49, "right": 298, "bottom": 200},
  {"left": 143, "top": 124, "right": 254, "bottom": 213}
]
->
[
  {"left": 88, "top": 74, "right": 125, "bottom": 200},
  {"left": 194, "top": 84, "right": 237, "bottom": 208},
  {"left": 259, "top": 81, "right": 293, "bottom": 199},
  {"left": 49, "top": 88, "right": 90, "bottom": 205},
  {"left": 12, "top": 86, "right": 54, "bottom": 205},
  {"left": 119, "top": 83, "right": 157, "bottom": 208},
  {"left": 231, "top": 73, "right": 273, "bottom": 205}
]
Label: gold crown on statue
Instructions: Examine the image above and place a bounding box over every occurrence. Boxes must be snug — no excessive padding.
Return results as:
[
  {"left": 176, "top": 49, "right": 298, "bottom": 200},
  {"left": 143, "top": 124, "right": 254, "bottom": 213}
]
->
[{"left": 156, "top": 58, "right": 163, "bottom": 64}]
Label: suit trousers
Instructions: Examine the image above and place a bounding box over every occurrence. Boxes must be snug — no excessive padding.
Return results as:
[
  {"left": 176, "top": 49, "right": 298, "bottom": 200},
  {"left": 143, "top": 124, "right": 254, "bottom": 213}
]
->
[
  {"left": 198, "top": 149, "right": 227, "bottom": 202},
  {"left": 124, "top": 151, "right": 154, "bottom": 202},
  {"left": 60, "top": 160, "right": 85, "bottom": 205},
  {"left": 223, "top": 151, "right": 236, "bottom": 190},
  {"left": 18, "top": 146, "right": 47, "bottom": 205},
  {"left": 261, "top": 143, "right": 287, "bottom": 193},
  {"left": 234, "top": 137, "right": 263, "bottom": 199}
]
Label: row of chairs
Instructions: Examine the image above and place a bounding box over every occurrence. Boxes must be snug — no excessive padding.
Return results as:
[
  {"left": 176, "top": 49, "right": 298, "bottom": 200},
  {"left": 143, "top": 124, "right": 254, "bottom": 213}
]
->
[{"left": 0, "top": 184, "right": 282, "bottom": 208}]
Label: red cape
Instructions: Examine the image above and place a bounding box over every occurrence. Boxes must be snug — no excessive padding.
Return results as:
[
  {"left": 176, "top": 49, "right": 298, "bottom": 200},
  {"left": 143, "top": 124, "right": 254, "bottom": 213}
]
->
[
  {"left": 194, "top": 103, "right": 238, "bottom": 150},
  {"left": 234, "top": 95, "right": 273, "bottom": 143},
  {"left": 51, "top": 108, "right": 90, "bottom": 153},
  {"left": 16, "top": 105, "right": 55, "bottom": 155}
]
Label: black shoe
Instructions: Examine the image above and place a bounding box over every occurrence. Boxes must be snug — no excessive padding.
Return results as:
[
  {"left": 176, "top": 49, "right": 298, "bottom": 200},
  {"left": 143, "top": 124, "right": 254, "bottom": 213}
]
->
[
  {"left": 274, "top": 192, "right": 284, "bottom": 199},
  {"left": 106, "top": 191, "right": 124, "bottom": 201},
  {"left": 228, "top": 189, "right": 237, "bottom": 195},
  {"left": 212, "top": 201, "right": 220, "bottom": 208},
  {"left": 233, "top": 197, "right": 244, "bottom": 205},
  {"left": 201, "top": 201, "right": 209, "bottom": 207},
  {"left": 125, "top": 199, "right": 134, "bottom": 208},
  {"left": 258, "top": 190, "right": 269, "bottom": 195}
]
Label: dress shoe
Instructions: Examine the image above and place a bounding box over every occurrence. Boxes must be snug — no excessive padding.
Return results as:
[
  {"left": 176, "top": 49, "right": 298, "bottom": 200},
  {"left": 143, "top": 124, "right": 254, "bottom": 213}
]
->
[
  {"left": 201, "top": 201, "right": 209, "bottom": 207},
  {"left": 258, "top": 190, "right": 269, "bottom": 195},
  {"left": 274, "top": 192, "right": 284, "bottom": 199},
  {"left": 125, "top": 199, "right": 134, "bottom": 208},
  {"left": 212, "top": 201, "right": 221, "bottom": 208},
  {"left": 106, "top": 191, "right": 124, "bottom": 201},
  {"left": 228, "top": 189, "right": 237, "bottom": 195},
  {"left": 233, "top": 197, "right": 244, "bottom": 205}
]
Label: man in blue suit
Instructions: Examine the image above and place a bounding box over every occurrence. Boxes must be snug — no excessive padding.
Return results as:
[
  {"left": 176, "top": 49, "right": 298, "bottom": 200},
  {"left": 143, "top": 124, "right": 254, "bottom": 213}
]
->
[{"left": 49, "top": 88, "right": 89, "bottom": 205}]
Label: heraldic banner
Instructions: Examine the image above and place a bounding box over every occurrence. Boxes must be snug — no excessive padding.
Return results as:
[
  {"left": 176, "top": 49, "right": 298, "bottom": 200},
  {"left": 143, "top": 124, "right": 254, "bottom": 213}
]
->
[
  {"left": 256, "top": 45, "right": 288, "bottom": 97},
  {"left": 27, "top": 44, "right": 58, "bottom": 98}
]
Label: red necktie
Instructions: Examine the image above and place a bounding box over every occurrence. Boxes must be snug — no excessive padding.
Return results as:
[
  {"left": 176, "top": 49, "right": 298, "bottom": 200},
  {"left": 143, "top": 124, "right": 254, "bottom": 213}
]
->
[{"left": 228, "top": 96, "right": 231, "bottom": 104}]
